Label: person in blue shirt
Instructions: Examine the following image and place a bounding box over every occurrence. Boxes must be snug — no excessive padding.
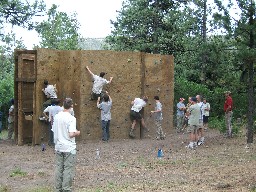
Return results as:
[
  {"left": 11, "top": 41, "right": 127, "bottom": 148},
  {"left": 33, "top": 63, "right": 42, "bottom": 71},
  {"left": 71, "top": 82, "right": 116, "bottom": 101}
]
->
[{"left": 97, "top": 91, "right": 112, "bottom": 141}]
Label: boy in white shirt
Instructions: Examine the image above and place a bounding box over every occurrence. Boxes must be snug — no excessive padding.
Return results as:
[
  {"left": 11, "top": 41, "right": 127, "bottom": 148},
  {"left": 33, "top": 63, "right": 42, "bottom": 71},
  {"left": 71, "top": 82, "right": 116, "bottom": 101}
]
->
[
  {"left": 86, "top": 66, "right": 113, "bottom": 101},
  {"left": 129, "top": 96, "right": 148, "bottom": 138}
]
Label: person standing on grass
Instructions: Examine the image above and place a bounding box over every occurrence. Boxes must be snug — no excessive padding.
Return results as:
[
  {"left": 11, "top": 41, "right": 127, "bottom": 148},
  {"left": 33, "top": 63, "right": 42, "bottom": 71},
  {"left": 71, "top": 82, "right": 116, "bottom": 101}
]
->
[
  {"left": 187, "top": 97, "right": 200, "bottom": 149},
  {"left": 176, "top": 98, "right": 186, "bottom": 133},
  {"left": 151, "top": 96, "right": 165, "bottom": 140},
  {"left": 7, "top": 99, "right": 14, "bottom": 140},
  {"left": 97, "top": 91, "right": 112, "bottom": 141},
  {"left": 196, "top": 95, "right": 205, "bottom": 145},
  {"left": 224, "top": 91, "right": 233, "bottom": 138},
  {"left": 52, "top": 98, "right": 80, "bottom": 192},
  {"left": 202, "top": 98, "right": 210, "bottom": 131},
  {"left": 129, "top": 96, "right": 148, "bottom": 138},
  {"left": 86, "top": 66, "right": 113, "bottom": 101}
]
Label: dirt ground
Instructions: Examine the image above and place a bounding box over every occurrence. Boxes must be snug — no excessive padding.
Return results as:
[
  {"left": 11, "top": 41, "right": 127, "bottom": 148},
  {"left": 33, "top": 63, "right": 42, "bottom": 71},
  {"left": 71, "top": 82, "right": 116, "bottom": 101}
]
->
[{"left": 0, "top": 128, "right": 255, "bottom": 192}]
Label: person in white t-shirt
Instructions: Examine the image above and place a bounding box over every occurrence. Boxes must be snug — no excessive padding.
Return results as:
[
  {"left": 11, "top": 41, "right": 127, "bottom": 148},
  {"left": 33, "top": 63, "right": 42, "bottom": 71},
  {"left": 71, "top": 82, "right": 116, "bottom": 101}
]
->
[
  {"left": 43, "top": 99, "right": 63, "bottom": 146},
  {"left": 129, "top": 96, "right": 148, "bottom": 138},
  {"left": 86, "top": 66, "right": 113, "bottom": 101},
  {"left": 196, "top": 94, "right": 205, "bottom": 145},
  {"left": 52, "top": 98, "right": 80, "bottom": 192},
  {"left": 7, "top": 99, "right": 15, "bottom": 140},
  {"left": 202, "top": 98, "right": 210, "bottom": 130}
]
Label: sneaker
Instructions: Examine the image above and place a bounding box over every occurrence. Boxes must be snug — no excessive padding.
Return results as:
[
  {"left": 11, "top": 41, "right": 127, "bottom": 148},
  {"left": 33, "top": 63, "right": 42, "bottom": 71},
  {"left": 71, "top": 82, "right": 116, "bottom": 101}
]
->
[
  {"left": 39, "top": 116, "right": 46, "bottom": 121},
  {"left": 129, "top": 130, "right": 135, "bottom": 138},
  {"left": 197, "top": 141, "right": 203, "bottom": 146},
  {"left": 187, "top": 143, "right": 194, "bottom": 149}
]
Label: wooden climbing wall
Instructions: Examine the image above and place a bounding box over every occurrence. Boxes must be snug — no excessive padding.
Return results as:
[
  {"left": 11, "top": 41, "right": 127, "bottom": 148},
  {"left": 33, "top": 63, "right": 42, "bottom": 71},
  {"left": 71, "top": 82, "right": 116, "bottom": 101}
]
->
[{"left": 14, "top": 49, "right": 174, "bottom": 145}]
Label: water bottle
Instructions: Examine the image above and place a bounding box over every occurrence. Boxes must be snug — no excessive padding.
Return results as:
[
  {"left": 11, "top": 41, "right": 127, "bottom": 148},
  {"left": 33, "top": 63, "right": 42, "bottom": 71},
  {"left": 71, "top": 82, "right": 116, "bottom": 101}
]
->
[
  {"left": 42, "top": 143, "right": 46, "bottom": 151},
  {"left": 157, "top": 148, "right": 163, "bottom": 158},
  {"left": 96, "top": 149, "right": 100, "bottom": 159}
]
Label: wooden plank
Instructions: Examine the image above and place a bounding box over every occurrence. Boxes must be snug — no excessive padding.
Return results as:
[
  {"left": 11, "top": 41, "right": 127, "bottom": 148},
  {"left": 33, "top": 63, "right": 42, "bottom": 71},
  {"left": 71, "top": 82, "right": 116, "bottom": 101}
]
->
[
  {"left": 17, "top": 83, "right": 23, "bottom": 145},
  {"left": 21, "top": 54, "right": 35, "bottom": 60},
  {"left": 15, "top": 78, "right": 36, "bottom": 82}
]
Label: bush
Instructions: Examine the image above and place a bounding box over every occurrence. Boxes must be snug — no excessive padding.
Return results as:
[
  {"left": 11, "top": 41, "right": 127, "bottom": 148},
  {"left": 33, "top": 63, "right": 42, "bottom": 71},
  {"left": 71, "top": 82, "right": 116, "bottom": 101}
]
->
[
  {"left": 209, "top": 116, "right": 241, "bottom": 135},
  {"left": 209, "top": 117, "right": 225, "bottom": 133},
  {"left": 174, "top": 77, "right": 248, "bottom": 119}
]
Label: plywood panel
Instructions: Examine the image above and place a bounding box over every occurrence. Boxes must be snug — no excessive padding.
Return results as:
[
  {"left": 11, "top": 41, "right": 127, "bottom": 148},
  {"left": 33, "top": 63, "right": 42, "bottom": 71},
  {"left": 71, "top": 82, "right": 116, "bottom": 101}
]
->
[{"left": 15, "top": 49, "right": 174, "bottom": 144}]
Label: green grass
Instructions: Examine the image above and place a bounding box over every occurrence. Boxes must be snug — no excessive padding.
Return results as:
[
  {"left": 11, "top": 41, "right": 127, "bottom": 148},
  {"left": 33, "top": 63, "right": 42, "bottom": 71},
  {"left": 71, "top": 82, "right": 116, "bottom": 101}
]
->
[
  {"left": 0, "top": 129, "right": 8, "bottom": 140},
  {"left": 9, "top": 167, "right": 27, "bottom": 177},
  {"left": 0, "top": 185, "right": 10, "bottom": 192}
]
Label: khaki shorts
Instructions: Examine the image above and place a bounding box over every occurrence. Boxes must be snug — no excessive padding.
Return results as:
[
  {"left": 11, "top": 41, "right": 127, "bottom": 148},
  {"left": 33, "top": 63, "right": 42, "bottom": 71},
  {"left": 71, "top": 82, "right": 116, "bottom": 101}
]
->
[
  {"left": 187, "top": 125, "right": 199, "bottom": 133},
  {"left": 198, "top": 119, "right": 203, "bottom": 129}
]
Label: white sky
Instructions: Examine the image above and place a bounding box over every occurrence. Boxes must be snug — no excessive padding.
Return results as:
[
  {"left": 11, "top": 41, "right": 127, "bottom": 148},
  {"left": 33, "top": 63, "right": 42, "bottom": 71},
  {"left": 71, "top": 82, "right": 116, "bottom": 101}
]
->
[
  {"left": 9, "top": 0, "right": 239, "bottom": 49},
  {"left": 12, "top": 0, "right": 124, "bottom": 49}
]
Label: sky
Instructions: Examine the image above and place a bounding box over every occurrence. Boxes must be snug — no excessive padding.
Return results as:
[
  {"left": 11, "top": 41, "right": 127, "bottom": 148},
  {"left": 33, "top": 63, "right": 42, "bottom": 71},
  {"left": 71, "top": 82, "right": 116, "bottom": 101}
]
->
[{"left": 12, "top": 0, "right": 124, "bottom": 49}]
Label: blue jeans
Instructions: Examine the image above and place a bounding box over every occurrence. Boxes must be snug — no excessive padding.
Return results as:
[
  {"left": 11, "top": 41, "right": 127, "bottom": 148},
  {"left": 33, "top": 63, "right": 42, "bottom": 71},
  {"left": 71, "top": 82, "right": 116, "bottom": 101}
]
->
[{"left": 101, "top": 120, "right": 110, "bottom": 141}]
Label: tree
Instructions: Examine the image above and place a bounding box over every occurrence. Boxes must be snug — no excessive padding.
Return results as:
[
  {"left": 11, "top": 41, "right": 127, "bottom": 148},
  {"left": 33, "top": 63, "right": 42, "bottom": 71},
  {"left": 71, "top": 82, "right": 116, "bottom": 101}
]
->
[
  {"left": 106, "top": 0, "right": 189, "bottom": 54},
  {"left": 214, "top": 0, "right": 256, "bottom": 144},
  {"left": 35, "top": 4, "right": 81, "bottom": 50},
  {"left": 0, "top": 0, "right": 45, "bottom": 32}
]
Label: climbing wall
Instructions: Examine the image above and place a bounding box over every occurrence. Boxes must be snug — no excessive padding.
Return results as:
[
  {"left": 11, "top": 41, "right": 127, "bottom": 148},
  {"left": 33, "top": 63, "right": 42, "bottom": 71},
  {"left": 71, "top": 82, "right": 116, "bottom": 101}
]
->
[{"left": 15, "top": 49, "right": 174, "bottom": 144}]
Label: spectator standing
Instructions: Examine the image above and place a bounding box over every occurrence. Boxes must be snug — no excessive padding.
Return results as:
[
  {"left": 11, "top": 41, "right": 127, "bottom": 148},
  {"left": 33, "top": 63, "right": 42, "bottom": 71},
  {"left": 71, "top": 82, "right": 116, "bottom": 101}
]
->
[
  {"left": 86, "top": 66, "right": 113, "bottom": 101},
  {"left": 97, "top": 92, "right": 112, "bottom": 141},
  {"left": 183, "top": 97, "right": 192, "bottom": 131},
  {"left": 196, "top": 95, "right": 205, "bottom": 145},
  {"left": 151, "top": 96, "right": 165, "bottom": 140},
  {"left": 187, "top": 97, "right": 200, "bottom": 149},
  {"left": 7, "top": 99, "right": 15, "bottom": 140},
  {"left": 202, "top": 98, "right": 210, "bottom": 131},
  {"left": 176, "top": 98, "right": 186, "bottom": 133},
  {"left": 224, "top": 91, "right": 233, "bottom": 137},
  {"left": 52, "top": 98, "right": 80, "bottom": 192}
]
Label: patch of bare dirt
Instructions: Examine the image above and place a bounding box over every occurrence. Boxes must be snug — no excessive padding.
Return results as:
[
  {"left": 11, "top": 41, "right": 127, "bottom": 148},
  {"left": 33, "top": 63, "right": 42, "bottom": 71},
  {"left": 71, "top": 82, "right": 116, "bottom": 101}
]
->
[{"left": 0, "top": 128, "right": 255, "bottom": 192}]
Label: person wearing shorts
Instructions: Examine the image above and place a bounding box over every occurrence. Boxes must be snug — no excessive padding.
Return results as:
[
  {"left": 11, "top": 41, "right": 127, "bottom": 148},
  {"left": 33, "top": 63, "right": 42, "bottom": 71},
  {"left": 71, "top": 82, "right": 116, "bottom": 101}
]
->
[
  {"left": 187, "top": 97, "right": 200, "bottom": 149},
  {"left": 202, "top": 98, "right": 210, "bottom": 131},
  {"left": 129, "top": 96, "right": 148, "bottom": 138}
]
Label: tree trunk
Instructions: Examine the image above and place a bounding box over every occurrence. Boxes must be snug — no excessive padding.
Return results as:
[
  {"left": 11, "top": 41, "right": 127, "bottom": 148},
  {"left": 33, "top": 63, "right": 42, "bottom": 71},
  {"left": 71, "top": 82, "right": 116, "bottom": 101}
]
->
[
  {"left": 200, "top": 0, "right": 207, "bottom": 83},
  {"left": 246, "top": 0, "right": 255, "bottom": 144}
]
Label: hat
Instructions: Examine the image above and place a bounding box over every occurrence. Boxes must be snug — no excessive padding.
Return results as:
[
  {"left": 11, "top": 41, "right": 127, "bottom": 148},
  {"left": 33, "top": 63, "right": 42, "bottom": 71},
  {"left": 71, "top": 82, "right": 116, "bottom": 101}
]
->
[
  {"left": 191, "top": 97, "right": 197, "bottom": 102},
  {"left": 224, "top": 91, "right": 231, "bottom": 94},
  {"left": 179, "top": 98, "right": 185, "bottom": 101}
]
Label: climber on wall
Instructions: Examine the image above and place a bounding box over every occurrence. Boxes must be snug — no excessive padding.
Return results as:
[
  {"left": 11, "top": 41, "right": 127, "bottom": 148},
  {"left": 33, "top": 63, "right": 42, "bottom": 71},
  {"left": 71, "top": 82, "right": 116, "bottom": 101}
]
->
[
  {"left": 40, "top": 79, "right": 58, "bottom": 121},
  {"left": 86, "top": 66, "right": 113, "bottom": 101},
  {"left": 129, "top": 96, "right": 149, "bottom": 138}
]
